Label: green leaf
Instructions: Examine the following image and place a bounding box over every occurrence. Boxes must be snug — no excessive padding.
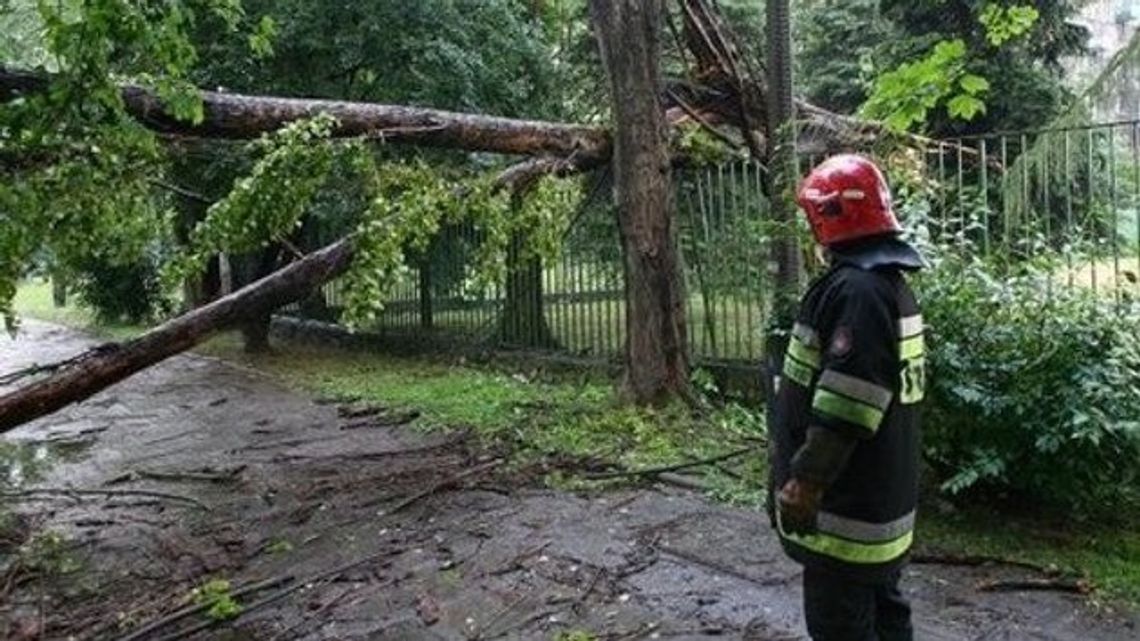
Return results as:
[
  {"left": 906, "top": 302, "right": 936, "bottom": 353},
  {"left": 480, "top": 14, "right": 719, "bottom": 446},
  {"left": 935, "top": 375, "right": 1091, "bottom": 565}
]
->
[
  {"left": 959, "top": 74, "right": 990, "bottom": 96},
  {"left": 248, "top": 15, "right": 277, "bottom": 59},
  {"left": 947, "top": 94, "right": 986, "bottom": 121},
  {"left": 980, "top": 3, "right": 1040, "bottom": 46}
]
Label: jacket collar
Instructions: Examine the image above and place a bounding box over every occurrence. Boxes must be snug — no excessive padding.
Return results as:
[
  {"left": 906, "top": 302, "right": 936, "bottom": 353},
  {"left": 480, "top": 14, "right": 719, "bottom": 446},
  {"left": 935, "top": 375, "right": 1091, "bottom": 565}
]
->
[{"left": 828, "top": 235, "right": 926, "bottom": 271}]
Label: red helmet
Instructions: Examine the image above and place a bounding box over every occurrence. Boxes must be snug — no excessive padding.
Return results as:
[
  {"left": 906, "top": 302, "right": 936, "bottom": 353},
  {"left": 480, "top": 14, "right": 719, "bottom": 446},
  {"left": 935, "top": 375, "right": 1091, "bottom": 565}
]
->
[{"left": 796, "top": 154, "right": 901, "bottom": 246}]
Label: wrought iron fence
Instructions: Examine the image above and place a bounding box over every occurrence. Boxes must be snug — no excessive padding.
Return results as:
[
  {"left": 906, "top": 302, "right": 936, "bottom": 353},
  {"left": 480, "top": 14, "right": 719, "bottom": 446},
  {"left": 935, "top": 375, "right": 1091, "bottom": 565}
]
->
[{"left": 297, "top": 119, "right": 1140, "bottom": 365}]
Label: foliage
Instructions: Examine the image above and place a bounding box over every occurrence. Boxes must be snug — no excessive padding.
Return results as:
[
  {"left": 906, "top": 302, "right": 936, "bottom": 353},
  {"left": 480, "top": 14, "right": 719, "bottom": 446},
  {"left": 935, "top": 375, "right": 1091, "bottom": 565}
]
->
[
  {"left": 798, "top": 0, "right": 1086, "bottom": 135},
  {"left": 915, "top": 255, "right": 1140, "bottom": 515},
  {"left": 979, "top": 3, "right": 1041, "bottom": 47},
  {"left": 190, "top": 578, "right": 242, "bottom": 621},
  {"left": 73, "top": 248, "right": 172, "bottom": 324},
  {"left": 264, "top": 539, "right": 293, "bottom": 555},
  {"left": 194, "top": 0, "right": 561, "bottom": 119},
  {"left": 0, "top": 0, "right": 267, "bottom": 330},
  {"left": 17, "top": 530, "right": 82, "bottom": 576},
  {"left": 166, "top": 115, "right": 346, "bottom": 279},
  {"left": 861, "top": 39, "right": 990, "bottom": 133},
  {"left": 878, "top": 0, "right": 1084, "bottom": 135},
  {"left": 0, "top": 0, "right": 52, "bottom": 69},
  {"left": 2, "top": 0, "right": 589, "bottom": 335},
  {"left": 795, "top": 0, "right": 895, "bottom": 114}
]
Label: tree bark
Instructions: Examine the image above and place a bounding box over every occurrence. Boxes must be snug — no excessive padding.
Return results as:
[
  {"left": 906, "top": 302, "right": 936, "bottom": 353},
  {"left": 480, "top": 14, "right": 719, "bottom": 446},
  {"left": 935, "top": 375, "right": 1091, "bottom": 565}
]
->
[
  {"left": 497, "top": 233, "right": 557, "bottom": 348},
  {"left": 0, "top": 240, "right": 354, "bottom": 432},
  {"left": 50, "top": 271, "right": 67, "bottom": 308},
  {"left": 0, "top": 67, "right": 611, "bottom": 165},
  {"left": 590, "top": 0, "right": 692, "bottom": 405},
  {"left": 238, "top": 246, "right": 284, "bottom": 353},
  {"left": 763, "top": 0, "right": 803, "bottom": 404},
  {"left": 418, "top": 260, "right": 434, "bottom": 330}
]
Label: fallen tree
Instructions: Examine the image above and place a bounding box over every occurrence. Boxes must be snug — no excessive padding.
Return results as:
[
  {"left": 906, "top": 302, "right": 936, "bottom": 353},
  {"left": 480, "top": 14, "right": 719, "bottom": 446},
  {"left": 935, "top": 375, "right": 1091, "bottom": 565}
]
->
[
  {"left": 0, "top": 239, "right": 352, "bottom": 432},
  {"left": 0, "top": 67, "right": 613, "bottom": 165}
]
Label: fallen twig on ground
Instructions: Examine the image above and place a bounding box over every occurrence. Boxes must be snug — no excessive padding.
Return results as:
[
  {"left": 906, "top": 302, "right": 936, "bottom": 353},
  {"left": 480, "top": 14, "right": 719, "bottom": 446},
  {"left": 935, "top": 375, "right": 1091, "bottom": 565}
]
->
[
  {"left": 106, "top": 466, "right": 247, "bottom": 486},
  {"left": 604, "top": 622, "right": 661, "bottom": 641},
  {"left": 656, "top": 472, "right": 709, "bottom": 492},
  {"left": 572, "top": 567, "right": 605, "bottom": 612},
  {"left": 0, "top": 352, "right": 93, "bottom": 386},
  {"left": 583, "top": 448, "right": 753, "bottom": 482},
  {"left": 337, "top": 403, "right": 386, "bottom": 419},
  {"left": 150, "top": 553, "right": 405, "bottom": 641},
  {"left": 2, "top": 488, "right": 208, "bottom": 510},
  {"left": 656, "top": 544, "right": 792, "bottom": 588},
  {"left": 116, "top": 575, "right": 294, "bottom": 641},
  {"left": 385, "top": 458, "right": 505, "bottom": 516},
  {"left": 911, "top": 552, "right": 1059, "bottom": 576},
  {"left": 268, "top": 586, "right": 354, "bottom": 641},
  {"left": 470, "top": 592, "right": 534, "bottom": 640},
  {"left": 978, "top": 578, "right": 1093, "bottom": 594},
  {"left": 487, "top": 541, "right": 552, "bottom": 577}
]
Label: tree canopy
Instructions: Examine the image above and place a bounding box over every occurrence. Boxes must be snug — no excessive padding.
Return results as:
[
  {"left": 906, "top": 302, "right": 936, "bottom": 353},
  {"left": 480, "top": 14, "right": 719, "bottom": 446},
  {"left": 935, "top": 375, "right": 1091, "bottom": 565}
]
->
[
  {"left": 797, "top": 0, "right": 1090, "bottom": 135},
  {"left": 0, "top": 0, "right": 592, "bottom": 331}
]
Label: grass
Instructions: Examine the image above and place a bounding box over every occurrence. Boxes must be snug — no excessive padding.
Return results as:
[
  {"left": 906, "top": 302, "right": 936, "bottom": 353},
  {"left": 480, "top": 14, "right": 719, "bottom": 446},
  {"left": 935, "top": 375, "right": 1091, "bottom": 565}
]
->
[
  {"left": 920, "top": 509, "right": 1140, "bottom": 607},
  {"left": 12, "top": 281, "right": 1140, "bottom": 607},
  {"left": 11, "top": 280, "right": 143, "bottom": 340},
  {"left": 203, "top": 339, "right": 768, "bottom": 497}
]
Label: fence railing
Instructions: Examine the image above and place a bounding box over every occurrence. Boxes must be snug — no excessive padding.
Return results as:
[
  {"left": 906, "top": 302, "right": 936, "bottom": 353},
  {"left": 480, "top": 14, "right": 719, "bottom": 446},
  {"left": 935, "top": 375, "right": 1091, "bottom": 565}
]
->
[{"left": 294, "top": 119, "right": 1140, "bottom": 365}]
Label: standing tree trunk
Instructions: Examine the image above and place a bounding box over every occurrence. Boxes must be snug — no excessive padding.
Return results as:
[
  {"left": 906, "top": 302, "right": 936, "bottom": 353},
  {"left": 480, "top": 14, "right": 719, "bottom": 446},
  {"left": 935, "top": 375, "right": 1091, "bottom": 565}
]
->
[
  {"left": 497, "top": 232, "right": 557, "bottom": 348},
  {"left": 50, "top": 269, "right": 67, "bottom": 308},
  {"left": 419, "top": 259, "right": 434, "bottom": 330},
  {"left": 238, "top": 245, "right": 283, "bottom": 353},
  {"left": 590, "top": 0, "right": 692, "bottom": 405},
  {"left": 764, "top": 0, "right": 802, "bottom": 348}
]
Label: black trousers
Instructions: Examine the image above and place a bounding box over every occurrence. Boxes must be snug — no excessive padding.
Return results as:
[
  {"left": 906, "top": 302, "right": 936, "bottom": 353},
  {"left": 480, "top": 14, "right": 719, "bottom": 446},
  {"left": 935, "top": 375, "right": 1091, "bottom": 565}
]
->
[{"left": 802, "top": 565, "right": 913, "bottom": 641}]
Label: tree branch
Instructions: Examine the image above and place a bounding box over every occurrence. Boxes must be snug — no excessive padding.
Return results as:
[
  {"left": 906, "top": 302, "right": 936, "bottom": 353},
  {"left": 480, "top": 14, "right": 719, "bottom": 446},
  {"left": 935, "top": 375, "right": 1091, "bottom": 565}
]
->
[
  {"left": 0, "top": 238, "right": 355, "bottom": 432},
  {"left": 0, "top": 66, "right": 612, "bottom": 163}
]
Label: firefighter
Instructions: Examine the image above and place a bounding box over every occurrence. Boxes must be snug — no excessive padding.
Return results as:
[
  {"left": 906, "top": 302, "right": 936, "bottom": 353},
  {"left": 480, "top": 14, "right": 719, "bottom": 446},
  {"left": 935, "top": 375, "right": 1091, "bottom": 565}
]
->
[{"left": 769, "top": 154, "right": 925, "bottom": 641}]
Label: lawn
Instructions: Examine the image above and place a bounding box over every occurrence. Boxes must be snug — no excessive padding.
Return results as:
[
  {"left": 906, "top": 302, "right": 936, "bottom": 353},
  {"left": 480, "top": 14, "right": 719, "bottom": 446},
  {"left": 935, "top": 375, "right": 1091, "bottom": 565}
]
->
[{"left": 11, "top": 280, "right": 143, "bottom": 341}]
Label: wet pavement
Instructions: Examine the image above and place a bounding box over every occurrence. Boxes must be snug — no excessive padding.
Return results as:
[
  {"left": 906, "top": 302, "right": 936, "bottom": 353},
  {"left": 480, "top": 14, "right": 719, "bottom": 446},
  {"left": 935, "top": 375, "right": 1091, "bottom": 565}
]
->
[{"left": 1, "top": 320, "right": 1137, "bottom": 640}]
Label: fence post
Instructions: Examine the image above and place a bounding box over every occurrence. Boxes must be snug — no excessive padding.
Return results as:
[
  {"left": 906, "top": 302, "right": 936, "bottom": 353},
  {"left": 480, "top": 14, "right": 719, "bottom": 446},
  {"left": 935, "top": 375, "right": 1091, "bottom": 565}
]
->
[{"left": 419, "top": 256, "right": 433, "bottom": 330}]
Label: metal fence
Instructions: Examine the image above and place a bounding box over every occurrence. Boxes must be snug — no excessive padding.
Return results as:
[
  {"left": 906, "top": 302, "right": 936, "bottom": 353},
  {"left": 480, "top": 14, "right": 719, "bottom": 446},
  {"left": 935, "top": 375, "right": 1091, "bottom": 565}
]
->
[{"left": 298, "top": 119, "right": 1140, "bottom": 365}]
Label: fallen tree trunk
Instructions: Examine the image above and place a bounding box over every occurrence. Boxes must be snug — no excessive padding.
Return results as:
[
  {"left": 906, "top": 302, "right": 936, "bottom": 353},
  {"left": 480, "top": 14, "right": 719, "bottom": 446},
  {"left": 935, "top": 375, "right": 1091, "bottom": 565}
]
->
[
  {"left": 0, "top": 239, "right": 353, "bottom": 432},
  {"left": 0, "top": 67, "right": 612, "bottom": 164}
]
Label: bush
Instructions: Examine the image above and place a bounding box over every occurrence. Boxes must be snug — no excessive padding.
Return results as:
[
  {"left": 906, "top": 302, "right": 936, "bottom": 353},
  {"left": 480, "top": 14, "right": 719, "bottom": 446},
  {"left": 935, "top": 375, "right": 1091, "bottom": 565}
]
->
[
  {"left": 73, "top": 250, "right": 171, "bottom": 325},
  {"left": 915, "top": 256, "right": 1140, "bottom": 517}
]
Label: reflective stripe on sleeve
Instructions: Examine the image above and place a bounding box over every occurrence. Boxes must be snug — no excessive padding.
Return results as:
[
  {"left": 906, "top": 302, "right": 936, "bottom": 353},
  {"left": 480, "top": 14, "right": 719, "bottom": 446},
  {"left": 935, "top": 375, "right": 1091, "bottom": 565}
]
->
[
  {"left": 817, "top": 370, "right": 893, "bottom": 411},
  {"left": 816, "top": 510, "right": 915, "bottom": 543},
  {"left": 812, "top": 389, "right": 885, "bottom": 432},
  {"left": 783, "top": 356, "right": 815, "bottom": 388},
  {"left": 898, "top": 315, "right": 924, "bottom": 339},
  {"left": 793, "top": 322, "right": 820, "bottom": 347},
  {"left": 787, "top": 335, "right": 821, "bottom": 368},
  {"left": 900, "top": 334, "right": 925, "bottom": 360}
]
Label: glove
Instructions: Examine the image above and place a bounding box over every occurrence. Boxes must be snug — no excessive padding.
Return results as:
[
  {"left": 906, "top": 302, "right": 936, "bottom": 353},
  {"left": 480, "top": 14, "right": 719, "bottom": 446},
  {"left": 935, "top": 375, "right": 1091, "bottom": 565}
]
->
[{"left": 778, "top": 478, "right": 825, "bottom": 535}]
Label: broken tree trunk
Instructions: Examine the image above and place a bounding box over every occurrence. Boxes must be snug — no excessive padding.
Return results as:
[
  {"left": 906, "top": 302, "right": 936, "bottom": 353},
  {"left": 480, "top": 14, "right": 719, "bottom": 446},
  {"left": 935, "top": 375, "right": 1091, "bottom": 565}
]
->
[
  {"left": 591, "top": 0, "right": 693, "bottom": 405},
  {"left": 0, "top": 67, "right": 612, "bottom": 165},
  {"left": 0, "top": 240, "right": 354, "bottom": 433}
]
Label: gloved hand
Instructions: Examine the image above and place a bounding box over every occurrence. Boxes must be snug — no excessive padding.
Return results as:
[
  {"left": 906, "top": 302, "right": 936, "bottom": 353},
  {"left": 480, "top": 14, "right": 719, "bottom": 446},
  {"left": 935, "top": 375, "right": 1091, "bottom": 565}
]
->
[{"left": 778, "top": 478, "right": 824, "bottom": 535}]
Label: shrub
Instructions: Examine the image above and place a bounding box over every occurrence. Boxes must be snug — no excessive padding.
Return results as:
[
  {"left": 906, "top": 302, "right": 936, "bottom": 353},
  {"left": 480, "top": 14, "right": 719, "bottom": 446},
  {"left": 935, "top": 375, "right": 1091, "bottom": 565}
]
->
[
  {"left": 72, "top": 249, "right": 171, "bottom": 325},
  {"left": 915, "top": 256, "right": 1140, "bottom": 517}
]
